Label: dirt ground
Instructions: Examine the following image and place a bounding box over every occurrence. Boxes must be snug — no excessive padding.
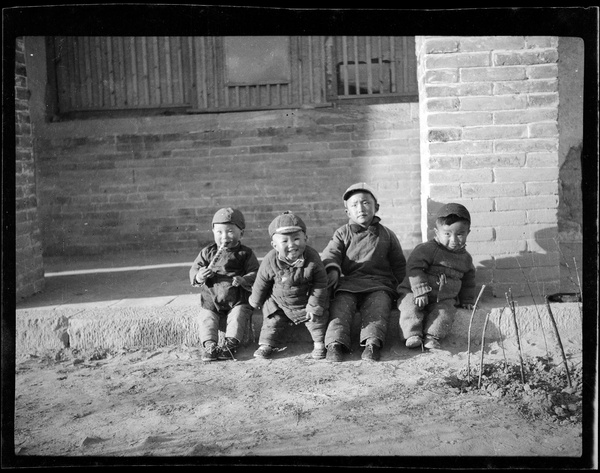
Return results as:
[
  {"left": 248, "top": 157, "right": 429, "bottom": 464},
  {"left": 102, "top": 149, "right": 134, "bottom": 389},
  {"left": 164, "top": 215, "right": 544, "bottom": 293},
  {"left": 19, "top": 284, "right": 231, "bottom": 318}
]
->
[{"left": 11, "top": 331, "right": 589, "bottom": 468}]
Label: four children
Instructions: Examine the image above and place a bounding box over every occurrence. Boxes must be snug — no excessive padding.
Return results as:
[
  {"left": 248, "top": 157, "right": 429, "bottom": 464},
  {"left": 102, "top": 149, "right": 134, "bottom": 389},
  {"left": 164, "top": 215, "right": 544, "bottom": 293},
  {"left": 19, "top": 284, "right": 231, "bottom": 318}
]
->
[{"left": 190, "top": 193, "right": 477, "bottom": 362}]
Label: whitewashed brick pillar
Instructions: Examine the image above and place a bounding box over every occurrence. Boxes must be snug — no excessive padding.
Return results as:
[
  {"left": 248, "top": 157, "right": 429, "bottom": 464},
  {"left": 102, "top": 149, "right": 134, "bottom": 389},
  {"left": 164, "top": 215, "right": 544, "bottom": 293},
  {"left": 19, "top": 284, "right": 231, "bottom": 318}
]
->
[{"left": 416, "top": 36, "right": 560, "bottom": 298}]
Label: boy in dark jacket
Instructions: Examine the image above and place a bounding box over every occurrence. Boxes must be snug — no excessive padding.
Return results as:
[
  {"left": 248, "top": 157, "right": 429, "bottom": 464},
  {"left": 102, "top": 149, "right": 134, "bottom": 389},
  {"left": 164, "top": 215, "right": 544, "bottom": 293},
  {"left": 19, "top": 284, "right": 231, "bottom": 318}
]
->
[
  {"left": 322, "top": 183, "right": 406, "bottom": 362},
  {"left": 398, "top": 203, "right": 476, "bottom": 350},
  {"left": 189, "top": 208, "right": 259, "bottom": 362},
  {"left": 249, "top": 211, "right": 329, "bottom": 360}
]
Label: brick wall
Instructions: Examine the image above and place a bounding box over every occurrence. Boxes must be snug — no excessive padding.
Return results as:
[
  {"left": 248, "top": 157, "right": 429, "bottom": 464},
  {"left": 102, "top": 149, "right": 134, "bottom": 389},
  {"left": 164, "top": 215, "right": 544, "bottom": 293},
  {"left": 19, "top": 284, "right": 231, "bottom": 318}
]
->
[
  {"left": 35, "top": 103, "right": 422, "bottom": 259},
  {"left": 15, "top": 37, "right": 45, "bottom": 300},
  {"left": 417, "top": 36, "right": 561, "bottom": 297}
]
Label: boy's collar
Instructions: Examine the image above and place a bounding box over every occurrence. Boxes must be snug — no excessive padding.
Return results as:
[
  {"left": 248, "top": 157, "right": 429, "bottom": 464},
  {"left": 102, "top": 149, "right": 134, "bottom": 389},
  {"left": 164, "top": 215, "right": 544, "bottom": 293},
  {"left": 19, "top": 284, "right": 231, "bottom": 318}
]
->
[
  {"left": 349, "top": 216, "right": 380, "bottom": 232},
  {"left": 277, "top": 252, "right": 305, "bottom": 268}
]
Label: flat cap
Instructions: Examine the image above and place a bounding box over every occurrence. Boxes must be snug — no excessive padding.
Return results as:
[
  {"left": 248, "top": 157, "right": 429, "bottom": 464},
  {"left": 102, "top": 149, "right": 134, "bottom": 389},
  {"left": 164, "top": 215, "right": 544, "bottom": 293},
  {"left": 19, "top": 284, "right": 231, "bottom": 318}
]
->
[
  {"left": 435, "top": 203, "right": 471, "bottom": 223},
  {"left": 342, "top": 182, "right": 378, "bottom": 202},
  {"left": 268, "top": 211, "right": 307, "bottom": 237},
  {"left": 212, "top": 207, "right": 246, "bottom": 230}
]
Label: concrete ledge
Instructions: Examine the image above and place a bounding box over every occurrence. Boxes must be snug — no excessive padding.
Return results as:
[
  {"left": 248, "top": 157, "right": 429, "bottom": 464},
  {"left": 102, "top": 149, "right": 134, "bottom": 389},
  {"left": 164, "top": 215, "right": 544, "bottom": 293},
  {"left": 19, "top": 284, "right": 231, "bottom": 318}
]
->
[{"left": 15, "top": 298, "right": 582, "bottom": 357}]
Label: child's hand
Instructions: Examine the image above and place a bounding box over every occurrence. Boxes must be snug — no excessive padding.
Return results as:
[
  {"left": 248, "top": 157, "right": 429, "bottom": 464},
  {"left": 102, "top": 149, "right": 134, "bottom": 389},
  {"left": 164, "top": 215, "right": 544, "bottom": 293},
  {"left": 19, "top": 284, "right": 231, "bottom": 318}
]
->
[
  {"left": 414, "top": 294, "right": 428, "bottom": 307},
  {"left": 232, "top": 276, "right": 251, "bottom": 291},
  {"left": 326, "top": 269, "right": 340, "bottom": 289},
  {"left": 460, "top": 303, "right": 474, "bottom": 310},
  {"left": 195, "top": 267, "right": 214, "bottom": 284},
  {"left": 305, "top": 312, "right": 318, "bottom": 322}
]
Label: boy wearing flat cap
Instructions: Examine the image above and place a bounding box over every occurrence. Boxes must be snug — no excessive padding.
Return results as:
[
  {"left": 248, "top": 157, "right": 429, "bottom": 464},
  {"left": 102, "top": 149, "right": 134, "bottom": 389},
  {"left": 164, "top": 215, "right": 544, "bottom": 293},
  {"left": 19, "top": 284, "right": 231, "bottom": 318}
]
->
[
  {"left": 398, "top": 202, "right": 476, "bottom": 350},
  {"left": 189, "top": 207, "right": 260, "bottom": 362},
  {"left": 321, "top": 183, "right": 407, "bottom": 362},
  {"left": 250, "top": 211, "right": 329, "bottom": 360}
]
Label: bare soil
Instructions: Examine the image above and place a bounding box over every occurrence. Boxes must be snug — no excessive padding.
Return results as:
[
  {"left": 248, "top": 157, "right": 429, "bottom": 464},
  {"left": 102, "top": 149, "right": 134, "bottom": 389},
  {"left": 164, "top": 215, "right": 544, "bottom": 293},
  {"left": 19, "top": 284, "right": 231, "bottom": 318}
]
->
[{"left": 12, "top": 334, "right": 586, "bottom": 467}]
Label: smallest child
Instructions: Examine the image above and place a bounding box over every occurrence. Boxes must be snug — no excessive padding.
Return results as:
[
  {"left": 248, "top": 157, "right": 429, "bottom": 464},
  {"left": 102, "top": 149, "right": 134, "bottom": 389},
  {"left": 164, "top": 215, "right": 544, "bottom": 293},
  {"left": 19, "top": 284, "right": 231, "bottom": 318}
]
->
[
  {"left": 189, "top": 207, "right": 260, "bottom": 362},
  {"left": 249, "top": 211, "right": 329, "bottom": 360},
  {"left": 398, "top": 203, "right": 476, "bottom": 350}
]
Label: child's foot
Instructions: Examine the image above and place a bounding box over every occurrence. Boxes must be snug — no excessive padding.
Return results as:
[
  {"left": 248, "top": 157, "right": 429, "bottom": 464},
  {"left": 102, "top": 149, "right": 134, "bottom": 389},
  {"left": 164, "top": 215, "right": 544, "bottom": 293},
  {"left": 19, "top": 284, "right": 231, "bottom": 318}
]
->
[
  {"left": 218, "top": 338, "right": 239, "bottom": 360},
  {"left": 201, "top": 342, "right": 221, "bottom": 362},
  {"left": 311, "top": 344, "right": 326, "bottom": 360},
  {"left": 253, "top": 345, "right": 274, "bottom": 359},
  {"left": 325, "top": 343, "right": 344, "bottom": 362},
  {"left": 424, "top": 334, "right": 441, "bottom": 350},
  {"left": 405, "top": 336, "right": 423, "bottom": 349},
  {"left": 361, "top": 343, "right": 380, "bottom": 361}
]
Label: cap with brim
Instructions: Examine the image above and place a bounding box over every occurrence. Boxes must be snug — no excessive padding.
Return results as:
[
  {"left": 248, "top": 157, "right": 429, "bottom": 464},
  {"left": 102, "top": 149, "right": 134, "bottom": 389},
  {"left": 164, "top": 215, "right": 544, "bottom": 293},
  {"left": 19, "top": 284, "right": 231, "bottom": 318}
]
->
[
  {"left": 343, "top": 182, "right": 378, "bottom": 203},
  {"left": 435, "top": 203, "right": 471, "bottom": 223},
  {"left": 212, "top": 207, "right": 245, "bottom": 230},
  {"left": 268, "top": 211, "right": 307, "bottom": 237}
]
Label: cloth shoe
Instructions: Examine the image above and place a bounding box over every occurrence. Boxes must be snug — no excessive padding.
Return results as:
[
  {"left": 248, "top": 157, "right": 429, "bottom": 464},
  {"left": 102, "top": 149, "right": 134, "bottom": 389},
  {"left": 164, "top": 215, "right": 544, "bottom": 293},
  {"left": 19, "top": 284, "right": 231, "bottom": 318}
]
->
[
  {"left": 311, "top": 345, "right": 327, "bottom": 360},
  {"left": 326, "top": 343, "right": 344, "bottom": 362},
  {"left": 424, "top": 334, "right": 441, "bottom": 350},
  {"left": 218, "top": 338, "right": 239, "bottom": 360},
  {"left": 201, "top": 342, "right": 221, "bottom": 362},
  {"left": 253, "top": 345, "right": 274, "bottom": 359},
  {"left": 405, "top": 335, "right": 423, "bottom": 349},
  {"left": 361, "top": 343, "right": 380, "bottom": 361}
]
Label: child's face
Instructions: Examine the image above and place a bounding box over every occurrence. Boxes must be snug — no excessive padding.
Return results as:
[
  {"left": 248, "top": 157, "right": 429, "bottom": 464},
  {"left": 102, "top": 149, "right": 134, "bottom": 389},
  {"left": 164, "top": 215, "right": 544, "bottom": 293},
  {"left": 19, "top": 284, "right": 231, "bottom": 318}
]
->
[
  {"left": 345, "top": 191, "right": 377, "bottom": 227},
  {"left": 212, "top": 223, "right": 243, "bottom": 249},
  {"left": 271, "top": 231, "right": 307, "bottom": 262},
  {"left": 434, "top": 221, "right": 470, "bottom": 251}
]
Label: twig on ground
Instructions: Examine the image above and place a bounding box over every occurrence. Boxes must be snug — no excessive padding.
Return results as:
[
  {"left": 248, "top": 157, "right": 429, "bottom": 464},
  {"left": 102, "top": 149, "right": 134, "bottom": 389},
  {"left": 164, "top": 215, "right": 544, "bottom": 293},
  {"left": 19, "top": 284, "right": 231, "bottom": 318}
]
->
[
  {"left": 573, "top": 257, "right": 583, "bottom": 320},
  {"left": 477, "top": 311, "right": 491, "bottom": 389},
  {"left": 495, "top": 304, "right": 509, "bottom": 371},
  {"left": 506, "top": 289, "right": 525, "bottom": 384},
  {"left": 515, "top": 258, "right": 549, "bottom": 360},
  {"left": 544, "top": 296, "right": 573, "bottom": 388},
  {"left": 466, "top": 285, "right": 486, "bottom": 382}
]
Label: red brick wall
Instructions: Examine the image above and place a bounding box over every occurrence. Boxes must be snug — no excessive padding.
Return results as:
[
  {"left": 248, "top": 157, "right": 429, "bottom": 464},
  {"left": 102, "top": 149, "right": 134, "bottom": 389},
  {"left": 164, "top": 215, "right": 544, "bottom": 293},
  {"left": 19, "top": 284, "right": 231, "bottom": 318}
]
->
[
  {"left": 35, "top": 104, "right": 422, "bottom": 258},
  {"left": 15, "top": 37, "right": 45, "bottom": 300}
]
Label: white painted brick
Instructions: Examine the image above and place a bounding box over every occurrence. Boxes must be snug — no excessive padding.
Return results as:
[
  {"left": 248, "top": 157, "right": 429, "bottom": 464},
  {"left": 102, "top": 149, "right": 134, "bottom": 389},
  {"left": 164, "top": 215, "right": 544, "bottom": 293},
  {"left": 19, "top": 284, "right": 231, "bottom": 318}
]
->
[
  {"left": 526, "top": 152, "right": 559, "bottom": 167},
  {"left": 494, "top": 79, "right": 557, "bottom": 95},
  {"left": 429, "top": 184, "right": 461, "bottom": 199},
  {"left": 526, "top": 209, "right": 558, "bottom": 224},
  {"left": 427, "top": 111, "right": 492, "bottom": 127},
  {"left": 425, "top": 83, "right": 492, "bottom": 97},
  {"left": 462, "top": 182, "right": 524, "bottom": 198},
  {"left": 472, "top": 210, "right": 527, "bottom": 226},
  {"left": 496, "top": 224, "right": 556, "bottom": 241},
  {"left": 525, "top": 36, "right": 559, "bottom": 49},
  {"left": 526, "top": 63, "right": 558, "bottom": 79},
  {"left": 525, "top": 181, "right": 558, "bottom": 196},
  {"left": 528, "top": 122, "right": 558, "bottom": 137},
  {"left": 467, "top": 239, "right": 527, "bottom": 255},
  {"left": 429, "top": 141, "right": 492, "bottom": 155},
  {"left": 528, "top": 93, "right": 559, "bottom": 108},
  {"left": 467, "top": 226, "right": 494, "bottom": 242},
  {"left": 429, "top": 168, "right": 492, "bottom": 183},
  {"left": 460, "top": 95, "right": 527, "bottom": 111},
  {"left": 494, "top": 139, "right": 557, "bottom": 153},
  {"left": 493, "top": 49, "right": 558, "bottom": 66},
  {"left": 462, "top": 125, "right": 527, "bottom": 140},
  {"left": 424, "top": 69, "right": 458, "bottom": 83},
  {"left": 459, "top": 36, "right": 526, "bottom": 52},
  {"left": 426, "top": 97, "right": 460, "bottom": 112},
  {"left": 461, "top": 153, "right": 526, "bottom": 168},
  {"left": 496, "top": 195, "right": 558, "bottom": 210},
  {"left": 460, "top": 66, "right": 526, "bottom": 82},
  {"left": 494, "top": 167, "right": 558, "bottom": 182},
  {"left": 429, "top": 155, "right": 461, "bottom": 169},
  {"left": 425, "top": 38, "right": 460, "bottom": 54},
  {"left": 425, "top": 52, "right": 490, "bottom": 69},
  {"left": 494, "top": 108, "right": 557, "bottom": 124}
]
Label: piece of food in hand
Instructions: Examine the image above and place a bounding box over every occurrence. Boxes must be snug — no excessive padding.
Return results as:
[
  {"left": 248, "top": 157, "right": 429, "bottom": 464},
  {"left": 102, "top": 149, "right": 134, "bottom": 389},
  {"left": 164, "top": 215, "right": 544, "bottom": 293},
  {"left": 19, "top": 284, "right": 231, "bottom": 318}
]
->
[{"left": 207, "top": 244, "right": 226, "bottom": 271}]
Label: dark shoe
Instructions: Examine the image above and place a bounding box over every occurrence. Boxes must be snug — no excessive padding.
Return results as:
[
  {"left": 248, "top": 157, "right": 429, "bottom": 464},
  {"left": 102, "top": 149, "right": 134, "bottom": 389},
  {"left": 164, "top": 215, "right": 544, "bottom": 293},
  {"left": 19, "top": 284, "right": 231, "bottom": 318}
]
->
[
  {"left": 326, "top": 343, "right": 344, "bottom": 362},
  {"left": 361, "top": 343, "right": 380, "bottom": 361},
  {"left": 201, "top": 342, "right": 221, "bottom": 362},
  {"left": 218, "top": 338, "right": 239, "bottom": 360},
  {"left": 424, "top": 334, "right": 441, "bottom": 350},
  {"left": 253, "top": 345, "right": 274, "bottom": 359},
  {"left": 405, "top": 335, "right": 423, "bottom": 349}
]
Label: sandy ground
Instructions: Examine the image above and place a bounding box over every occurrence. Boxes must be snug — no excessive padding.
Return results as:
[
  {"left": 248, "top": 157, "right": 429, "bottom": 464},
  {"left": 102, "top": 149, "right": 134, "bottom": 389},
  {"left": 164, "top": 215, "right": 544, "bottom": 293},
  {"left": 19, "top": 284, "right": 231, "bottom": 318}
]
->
[{"left": 10, "top": 330, "right": 592, "bottom": 468}]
